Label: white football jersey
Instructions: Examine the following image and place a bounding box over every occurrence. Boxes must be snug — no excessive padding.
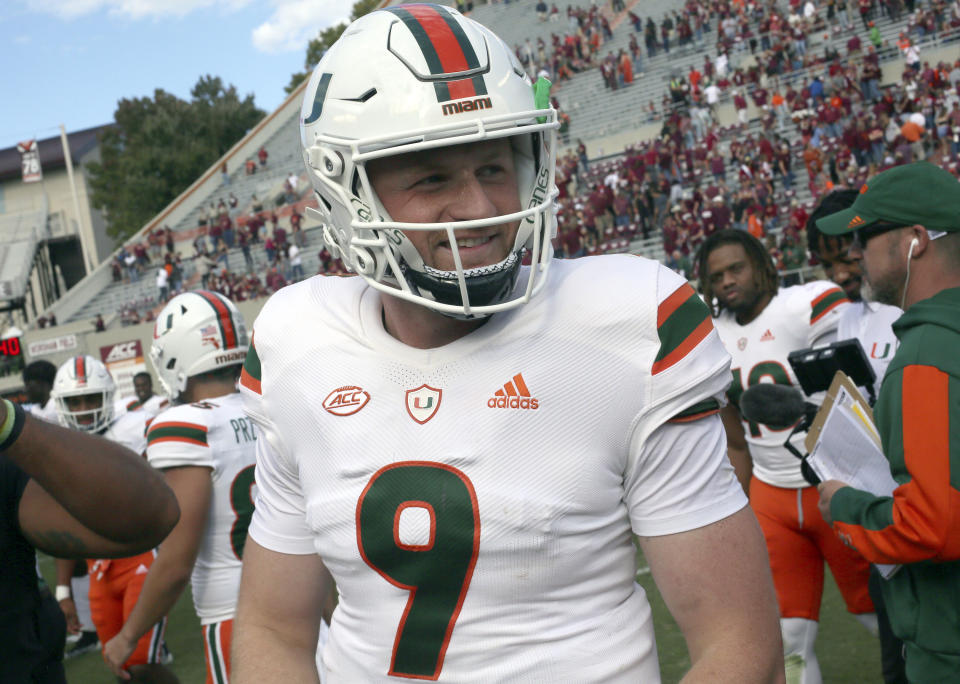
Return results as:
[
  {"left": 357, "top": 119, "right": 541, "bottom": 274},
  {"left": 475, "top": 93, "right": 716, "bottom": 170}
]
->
[
  {"left": 714, "top": 281, "right": 849, "bottom": 488},
  {"left": 242, "top": 256, "right": 747, "bottom": 683},
  {"left": 146, "top": 392, "right": 258, "bottom": 624},
  {"left": 835, "top": 300, "right": 901, "bottom": 402},
  {"left": 115, "top": 393, "right": 169, "bottom": 420},
  {"left": 24, "top": 398, "right": 60, "bottom": 424},
  {"left": 103, "top": 406, "right": 149, "bottom": 455}
]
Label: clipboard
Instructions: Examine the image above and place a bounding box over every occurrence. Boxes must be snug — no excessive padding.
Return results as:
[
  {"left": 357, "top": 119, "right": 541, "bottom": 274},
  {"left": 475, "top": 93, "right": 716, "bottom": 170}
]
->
[{"left": 805, "top": 371, "right": 877, "bottom": 454}]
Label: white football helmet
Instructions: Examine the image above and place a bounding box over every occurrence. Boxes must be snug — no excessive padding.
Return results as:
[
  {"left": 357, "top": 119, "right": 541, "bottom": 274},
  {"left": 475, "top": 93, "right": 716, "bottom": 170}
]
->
[
  {"left": 150, "top": 290, "right": 249, "bottom": 401},
  {"left": 300, "top": 3, "right": 559, "bottom": 319},
  {"left": 51, "top": 355, "right": 116, "bottom": 433}
]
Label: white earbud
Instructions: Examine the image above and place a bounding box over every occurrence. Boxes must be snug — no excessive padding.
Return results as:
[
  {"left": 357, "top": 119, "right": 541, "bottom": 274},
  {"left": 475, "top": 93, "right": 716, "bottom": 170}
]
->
[{"left": 902, "top": 237, "right": 920, "bottom": 310}]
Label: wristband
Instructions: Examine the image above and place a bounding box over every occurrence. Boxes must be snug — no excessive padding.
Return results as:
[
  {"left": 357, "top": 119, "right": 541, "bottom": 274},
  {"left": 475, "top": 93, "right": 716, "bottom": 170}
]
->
[
  {"left": 55, "top": 585, "right": 72, "bottom": 602},
  {"left": 0, "top": 399, "right": 25, "bottom": 452}
]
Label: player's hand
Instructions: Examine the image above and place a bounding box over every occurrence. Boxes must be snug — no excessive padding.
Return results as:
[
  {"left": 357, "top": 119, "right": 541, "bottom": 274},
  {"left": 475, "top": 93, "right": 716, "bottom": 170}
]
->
[
  {"left": 58, "top": 597, "right": 80, "bottom": 635},
  {"left": 817, "top": 480, "right": 848, "bottom": 525},
  {"left": 103, "top": 633, "right": 136, "bottom": 680}
]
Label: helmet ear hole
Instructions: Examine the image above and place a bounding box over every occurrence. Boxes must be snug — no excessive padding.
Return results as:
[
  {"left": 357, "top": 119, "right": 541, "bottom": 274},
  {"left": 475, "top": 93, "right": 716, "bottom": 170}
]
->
[{"left": 166, "top": 358, "right": 177, "bottom": 370}]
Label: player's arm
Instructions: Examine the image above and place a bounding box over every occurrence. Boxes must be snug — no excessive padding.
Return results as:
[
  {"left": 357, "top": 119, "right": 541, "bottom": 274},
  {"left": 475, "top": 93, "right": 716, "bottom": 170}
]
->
[
  {"left": 639, "top": 507, "right": 784, "bottom": 683},
  {"left": 233, "top": 539, "right": 331, "bottom": 683},
  {"left": 11, "top": 408, "right": 179, "bottom": 557},
  {"left": 103, "top": 465, "right": 212, "bottom": 679},
  {"left": 826, "top": 364, "right": 960, "bottom": 563},
  {"left": 720, "top": 403, "right": 752, "bottom": 495}
]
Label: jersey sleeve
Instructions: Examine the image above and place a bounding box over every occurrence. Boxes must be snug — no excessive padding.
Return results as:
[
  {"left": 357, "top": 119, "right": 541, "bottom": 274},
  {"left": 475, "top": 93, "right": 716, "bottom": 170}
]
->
[
  {"left": 626, "top": 415, "right": 747, "bottom": 536},
  {"left": 805, "top": 281, "right": 849, "bottom": 347},
  {"left": 638, "top": 265, "right": 733, "bottom": 435},
  {"left": 241, "top": 323, "right": 316, "bottom": 555},
  {"left": 625, "top": 266, "right": 744, "bottom": 535},
  {"left": 146, "top": 405, "right": 215, "bottom": 470}
]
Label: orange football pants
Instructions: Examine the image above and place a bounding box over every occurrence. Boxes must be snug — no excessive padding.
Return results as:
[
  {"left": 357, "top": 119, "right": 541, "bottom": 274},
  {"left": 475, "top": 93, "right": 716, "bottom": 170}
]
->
[
  {"left": 87, "top": 551, "right": 167, "bottom": 667},
  {"left": 750, "top": 476, "right": 874, "bottom": 621}
]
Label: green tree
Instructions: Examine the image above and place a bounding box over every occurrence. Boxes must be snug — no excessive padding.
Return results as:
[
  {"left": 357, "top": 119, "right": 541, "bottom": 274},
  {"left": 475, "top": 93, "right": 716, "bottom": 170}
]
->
[
  {"left": 285, "top": 0, "right": 383, "bottom": 94},
  {"left": 87, "top": 75, "right": 264, "bottom": 242}
]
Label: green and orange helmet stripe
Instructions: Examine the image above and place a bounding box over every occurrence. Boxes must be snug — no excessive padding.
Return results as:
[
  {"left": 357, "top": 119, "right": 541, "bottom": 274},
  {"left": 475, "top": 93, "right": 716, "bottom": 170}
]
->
[
  {"left": 383, "top": 4, "right": 488, "bottom": 103},
  {"left": 195, "top": 290, "right": 241, "bottom": 350},
  {"left": 74, "top": 355, "right": 87, "bottom": 383}
]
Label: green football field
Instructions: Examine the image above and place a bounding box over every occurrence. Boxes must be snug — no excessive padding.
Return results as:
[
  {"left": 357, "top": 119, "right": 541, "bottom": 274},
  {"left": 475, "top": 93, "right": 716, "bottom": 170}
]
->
[{"left": 41, "top": 546, "right": 882, "bottom": 683}]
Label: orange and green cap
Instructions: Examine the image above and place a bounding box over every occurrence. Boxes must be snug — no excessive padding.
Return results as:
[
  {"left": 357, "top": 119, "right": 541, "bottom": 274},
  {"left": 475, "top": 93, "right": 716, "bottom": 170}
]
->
[{"left": 816, "top": 161, "right": 960, "bottom": 236}]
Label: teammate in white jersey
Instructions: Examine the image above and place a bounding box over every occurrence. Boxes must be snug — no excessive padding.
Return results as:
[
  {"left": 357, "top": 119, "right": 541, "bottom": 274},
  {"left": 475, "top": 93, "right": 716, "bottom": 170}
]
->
[
  {"left": 50, "top": 355, "right": 177, "bottom": 684},
  {"left": 115, "top": 373, "right": 169, "bottom": 420},
  {"left": 232, "top": 6, "right": 783, "bottom": 683},
  {"left": 806, "top": 191, "right": 906, "bottom": 684},
  {"left": 102, "top": 291, "right": 256, "bottom": 684},
  {"left": 698, "top": 229, "right": 875, "bottom": 684},
  {"left": 806, "top": 190, "right": 902, "bottom": 401}
]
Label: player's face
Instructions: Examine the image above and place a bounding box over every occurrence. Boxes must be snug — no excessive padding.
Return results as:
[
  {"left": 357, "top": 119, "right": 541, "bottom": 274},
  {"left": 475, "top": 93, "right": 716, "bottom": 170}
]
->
[
  {"left": 134, "top": 376, "right": 153, "bottom": 402},
  {"left": 63, "top": 393, "right": 103, "bottom": 426},
  {"left": 25, "top": 379, "right": 50, "bottom": 405},
  {"left": 705, "top": 243, "right": 763, "bottom": 315},
  {"left": 815, "top": 236, "right": 863, "bottom": 301},
  {"left": 368, "top": 138, "right": 521, "bottom": 271}
]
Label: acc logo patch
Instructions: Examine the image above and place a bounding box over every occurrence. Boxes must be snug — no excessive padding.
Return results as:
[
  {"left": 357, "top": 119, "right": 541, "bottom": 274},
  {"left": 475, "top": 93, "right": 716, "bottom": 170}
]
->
[
  {"left": 405, "top": 384, "right": 442, "bottom": 424},
  {"left": 737, "top": 337, "right": 748, "bottom": 351},
  {"left": 323, "top": 386, "right": 370, "bottom": 416}
]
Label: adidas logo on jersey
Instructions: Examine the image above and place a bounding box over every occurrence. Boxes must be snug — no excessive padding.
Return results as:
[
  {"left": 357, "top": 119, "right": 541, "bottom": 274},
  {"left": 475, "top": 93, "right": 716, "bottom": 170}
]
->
[
  {"left": 760, "top": 329, "right": 775, "bottom": 342},
  {"left": 488, "top": 373, "right": 539, "bottom": 410}
]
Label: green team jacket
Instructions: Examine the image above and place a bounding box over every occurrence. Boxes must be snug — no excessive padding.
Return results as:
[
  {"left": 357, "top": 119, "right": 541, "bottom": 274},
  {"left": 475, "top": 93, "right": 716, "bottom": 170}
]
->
[{"left": 831, "top": 287, "right": 960, "bottom": 665}]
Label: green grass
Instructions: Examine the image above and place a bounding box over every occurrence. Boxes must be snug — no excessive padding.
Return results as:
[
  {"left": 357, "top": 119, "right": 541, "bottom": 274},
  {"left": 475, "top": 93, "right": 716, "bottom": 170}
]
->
[
  {"left": 38, "top": 554, "right": 205, "bottom": 684},
  {"left": 39, "top": 548, "right": 883, "bottom": 683},
  {"left": 636, "top": 548, "right": 884, "bottom": 683}
]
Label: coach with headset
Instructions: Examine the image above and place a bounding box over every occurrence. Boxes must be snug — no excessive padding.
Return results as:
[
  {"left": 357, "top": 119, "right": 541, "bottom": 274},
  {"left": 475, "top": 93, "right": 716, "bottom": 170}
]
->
[{"left": 815, "top": 161, "right": 960, "bottom": 683}]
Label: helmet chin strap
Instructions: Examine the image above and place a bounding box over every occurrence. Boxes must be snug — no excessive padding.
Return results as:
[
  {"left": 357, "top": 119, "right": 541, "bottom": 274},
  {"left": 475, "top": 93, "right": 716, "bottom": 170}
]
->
[{"left": 404, "top": 252, "right": 522, "bottom": 320}]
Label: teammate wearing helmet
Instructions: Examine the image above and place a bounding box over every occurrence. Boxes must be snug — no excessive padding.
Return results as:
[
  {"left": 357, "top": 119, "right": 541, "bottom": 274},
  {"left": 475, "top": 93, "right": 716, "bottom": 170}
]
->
[
  {"left": 234, "top": 6, "right": 783, "bottom": 683},
  {"left": 50, "top": 356, "right": 177, "bottom": 684},
  {"left": 102, "top": 291, "right": 257, "bottom": 684}
]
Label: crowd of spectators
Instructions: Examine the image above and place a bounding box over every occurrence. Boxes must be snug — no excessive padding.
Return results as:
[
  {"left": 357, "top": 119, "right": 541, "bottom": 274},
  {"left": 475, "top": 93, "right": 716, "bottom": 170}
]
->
[
  {"left": 550, "top": 25, "right": 960, "bottom": 287},
  {"left": 104, "top": 151, "right": 317, "bottom": 328}
]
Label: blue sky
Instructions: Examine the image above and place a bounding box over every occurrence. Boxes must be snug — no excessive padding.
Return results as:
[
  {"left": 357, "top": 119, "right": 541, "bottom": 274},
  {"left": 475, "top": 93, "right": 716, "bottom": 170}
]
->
[{"left": 0, "top": 0, "right": 350, "bottom": 151}]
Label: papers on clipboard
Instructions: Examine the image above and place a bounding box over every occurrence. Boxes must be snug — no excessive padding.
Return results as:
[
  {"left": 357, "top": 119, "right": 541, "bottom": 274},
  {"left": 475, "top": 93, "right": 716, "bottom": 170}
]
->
[{"left": 805, "top": 371, "right": 901, "bottom": 579}]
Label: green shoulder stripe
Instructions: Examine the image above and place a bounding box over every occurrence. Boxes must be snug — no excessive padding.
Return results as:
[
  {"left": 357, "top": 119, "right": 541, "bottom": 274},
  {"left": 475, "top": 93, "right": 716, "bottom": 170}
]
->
[
  {"left": 240, "top": 338, "right": 262, "bottom": 394},
  {"left": 147, "top": 424, "right": 208, "bottom": 447},
  {"left": 810, "top": 288, "right": 847, "bottom": 323},
  {"left": 669, "top": 398, "right": 721, "bottom": 423},
  {"left": 243, "top": 340, "right": 261, "bottom": 381},
  {"left": 653, "top": 288, "right": 712, "bottom": 374}
]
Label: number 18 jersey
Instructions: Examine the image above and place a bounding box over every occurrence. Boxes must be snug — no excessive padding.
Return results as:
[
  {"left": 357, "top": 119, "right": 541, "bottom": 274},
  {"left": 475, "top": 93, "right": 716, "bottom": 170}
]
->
[
  {"left": 145, "top": 392, "right": 258, "bottom": 624},
  {"left": 713, "top": 281, "right": 849, "bottom": 488}
]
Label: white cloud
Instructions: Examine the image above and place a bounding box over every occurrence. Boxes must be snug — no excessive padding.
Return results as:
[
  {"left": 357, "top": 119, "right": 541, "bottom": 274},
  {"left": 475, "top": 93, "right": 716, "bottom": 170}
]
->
[
  {"left": 251, "top": 0, "right": 348, "bottom": 55},
  {"left": 25, "top": 0, "right": 251, "bottom": 20}
]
